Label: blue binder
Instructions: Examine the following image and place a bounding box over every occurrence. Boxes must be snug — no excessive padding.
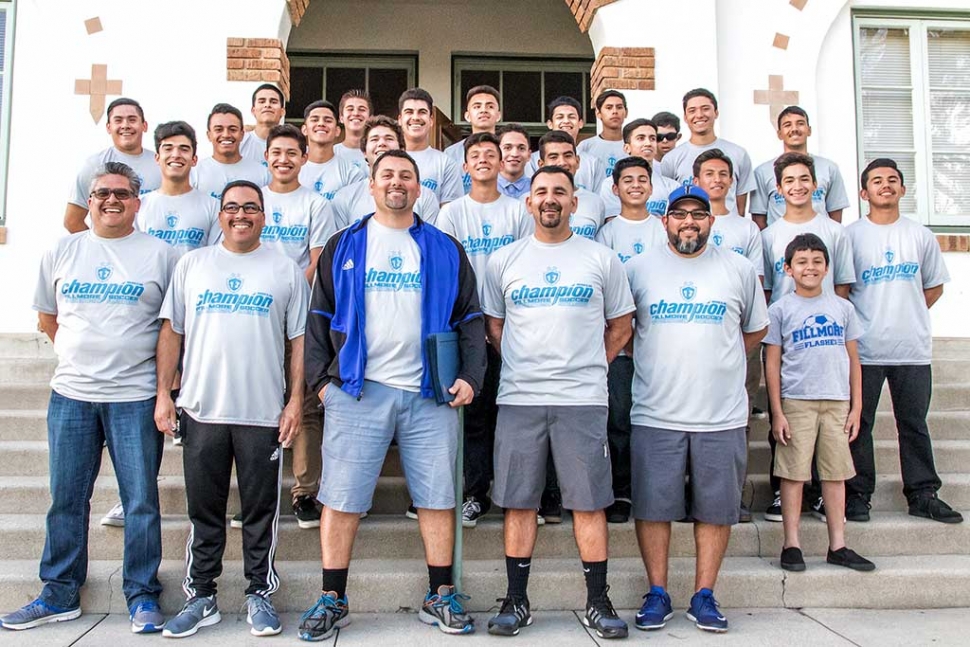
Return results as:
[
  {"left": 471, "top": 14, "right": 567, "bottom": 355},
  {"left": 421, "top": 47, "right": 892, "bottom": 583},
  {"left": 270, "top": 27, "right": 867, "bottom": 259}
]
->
[{"left": 425, "top": 331, "right": 460, "bottom": 405}]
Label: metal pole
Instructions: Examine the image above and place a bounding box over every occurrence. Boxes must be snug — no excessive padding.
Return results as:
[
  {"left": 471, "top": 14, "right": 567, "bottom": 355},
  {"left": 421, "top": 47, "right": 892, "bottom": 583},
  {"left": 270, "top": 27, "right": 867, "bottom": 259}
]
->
[{"left": 453, "top": 406, "right": 464, "bottom": 592}]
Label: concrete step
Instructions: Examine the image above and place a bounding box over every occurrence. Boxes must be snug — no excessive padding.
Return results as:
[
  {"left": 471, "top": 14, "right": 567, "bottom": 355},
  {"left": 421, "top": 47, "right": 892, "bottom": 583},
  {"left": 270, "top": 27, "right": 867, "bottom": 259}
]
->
[
  {"left": 746, "top": 439, "right": 970, "bottom": 476},
  {"left": 1, "top": 554, "right": 968, "bottom": 614},
  {"left": 0, "top": 358, "right": 57, "bottom": 385},
  {"left": 1, "top": 511, "right": 967, "bottom": 563},
  {"left": 0, "top": 334, "right": 55, "bottom": 358}
]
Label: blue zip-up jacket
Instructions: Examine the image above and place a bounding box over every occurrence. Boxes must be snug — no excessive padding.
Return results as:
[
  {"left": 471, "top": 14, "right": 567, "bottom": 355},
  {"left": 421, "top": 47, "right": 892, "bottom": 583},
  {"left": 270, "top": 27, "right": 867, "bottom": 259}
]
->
[{"left": 305, "top": 213, "right": 486, "bottom": 400}]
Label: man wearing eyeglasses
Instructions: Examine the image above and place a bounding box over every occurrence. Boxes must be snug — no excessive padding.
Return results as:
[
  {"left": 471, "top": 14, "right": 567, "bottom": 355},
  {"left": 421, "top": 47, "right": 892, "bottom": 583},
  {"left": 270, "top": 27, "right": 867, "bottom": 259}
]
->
[
  {"left": 154, "top": 179, "right": 309, "bottom": 638},
  {"left": 624, "top": 185, "right": 768, "bottom": 634},
  {"left": 5, "top": 162, "right": 177, "bottom": 634}
]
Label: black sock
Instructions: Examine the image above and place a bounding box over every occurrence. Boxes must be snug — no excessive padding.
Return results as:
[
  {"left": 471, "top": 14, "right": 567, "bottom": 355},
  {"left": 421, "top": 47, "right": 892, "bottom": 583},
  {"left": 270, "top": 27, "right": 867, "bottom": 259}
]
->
[
  {"left": 322, "top": 568, "right": 349, "bottom": 600},
  {"left": 582, "top": 560, "right": 608, "bottom": 603},
  {"left": 428, "top": 564, "right": 453, "bottom": 593},
  {"left": 505, "top": 555, "right": 531, "bottom": 600}
]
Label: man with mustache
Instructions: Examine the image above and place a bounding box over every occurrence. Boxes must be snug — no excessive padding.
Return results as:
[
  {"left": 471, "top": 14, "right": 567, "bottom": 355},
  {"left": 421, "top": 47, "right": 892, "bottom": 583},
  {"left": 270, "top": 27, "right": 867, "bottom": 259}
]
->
[
  {"left": 625, "top": 185, "right": 768, "bottom": 634},
  {"left": 192, "top": 104, "right": 270, "bottom": 201}
]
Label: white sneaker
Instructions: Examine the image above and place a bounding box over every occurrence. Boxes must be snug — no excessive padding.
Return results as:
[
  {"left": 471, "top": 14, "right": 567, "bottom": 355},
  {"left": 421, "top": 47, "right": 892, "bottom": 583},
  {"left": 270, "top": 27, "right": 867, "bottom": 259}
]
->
[{"left": 100, "top": 501, "right": 125, "bottom": 527}]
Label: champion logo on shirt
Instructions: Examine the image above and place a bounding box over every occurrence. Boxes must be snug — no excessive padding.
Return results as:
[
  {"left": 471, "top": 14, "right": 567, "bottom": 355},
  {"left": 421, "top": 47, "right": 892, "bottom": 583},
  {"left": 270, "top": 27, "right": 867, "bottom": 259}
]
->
[
  {"left": 148, "top": 212, "right": 205, "bottom": 248},
  {"left": 618, "top": 240, "right": 646, "bottom": 264},
  {"left": 195, "top": 275, "right": 274, "bottom": 317},
  {"left": 773, "top": 256, "right": 785, "bottom": 275},
  {"left": 509, "top": 266, "right": 594, "bottom": 308},
  {"left": 605, "top": 156, "right": 618, "bottom": 177},
  {"left": 860, "top": 247, "right": 919, "bottom": 285},
  {"left": 647, "top": 199, "right": 668, "bottom": 215},
  {"left": 97, "top": 264, "right": 113, "bottom": 281},
  {"left": 792, "top": 314, "right": 845, "bottom": 350},
  {"left": 227, "top": 274, "right": 243, "bottom": 292},
  {"left": 60, "top": 264, "right": 146, "bottom": 304},
  {"left": 569, "top": 217, "right": 597, "bottom": 240},
  {"left": 312, "top": 181, "right": 337, "bottom": 200},
  {"left": 261, "top": 208, "right": 309, "bottom": 245},
  {"left": 460, "top": 222, "right": 515, "bottom": 256},
  {"left": 648, "top": 282, "right": 727, "bottom": 324},
  {"left": 365, "top": 253, "right": 421, "bottom": 292},
  {"left": 712, "top": 233, "right": 723, "bottom": 247},
  {"left": 166, "top": 212, "right": 179, "bottom": 228},
  {"left": 422, "top": 178, "right": 439, "bottom": 191},
  {"left": 771, "top": 187, "right": 826, "bottom": 205}
]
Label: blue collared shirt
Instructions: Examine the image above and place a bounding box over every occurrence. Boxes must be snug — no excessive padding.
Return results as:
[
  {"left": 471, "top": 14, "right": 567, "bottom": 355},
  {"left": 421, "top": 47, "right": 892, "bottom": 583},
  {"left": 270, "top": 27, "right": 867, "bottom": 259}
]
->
[{"left": 498, "top": 174, "right": 531, "bottom": 200}]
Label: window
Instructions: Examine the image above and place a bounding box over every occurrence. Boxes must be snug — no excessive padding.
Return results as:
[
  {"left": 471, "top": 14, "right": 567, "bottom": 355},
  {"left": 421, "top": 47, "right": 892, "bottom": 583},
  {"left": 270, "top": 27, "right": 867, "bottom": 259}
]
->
[
  {"left": 0, "top": 0, "right": 14, "bottom": 227},
  {"left": 453, "top": 56, "right": 596, "bottom": 144},
  {"left": 854, "top": 16, "right": 970, "bottom": 227},
  {"left": 286, "top": 53, "right": 417, "bottom": 123}
]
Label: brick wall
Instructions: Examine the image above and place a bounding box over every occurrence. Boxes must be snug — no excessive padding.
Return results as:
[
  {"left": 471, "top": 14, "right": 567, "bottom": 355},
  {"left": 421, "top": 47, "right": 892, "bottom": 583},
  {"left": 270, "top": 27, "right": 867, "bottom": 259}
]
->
[
  {"left": 565, "top": 0, "right": 620, "bottom": 33},
  {"left": 226, "top": 38, "right": 291, "bottom": 100},
  {"left": 287, "top": 0, "right": 311, "bottom": 26},
  {"left": 936, "top": 235, "right": 970, "bottom": 253},
  {"left": 591, "top": 47, "right": 655, "bottom": 99}
]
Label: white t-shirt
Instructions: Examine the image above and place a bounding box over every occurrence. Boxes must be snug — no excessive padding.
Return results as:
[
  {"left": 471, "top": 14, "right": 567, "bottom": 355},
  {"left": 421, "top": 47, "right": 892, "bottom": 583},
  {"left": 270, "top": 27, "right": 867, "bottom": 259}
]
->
[
  {"left": 70, "top": 147, "right": 161, "bottom": 207},
  {"left": 443, "top": 138, "right": 472, "bottom": 195},
  {"left": 136, "top": 189, "right": 222, "bottom": 258},
  {"left": 577, "top": 136, "right": 627, "bottom": 182},
  {"left": 482, "top": 234, "right": 635, "bottom": 406},
  {"left": 239, "top": 131, "right": 268, "bottom": 168},
  {"left": 260, "top": 186, "right": 334, "bottom": 270},
  {"left": 362, "top": 219, "right": 424, "bottom": 391},
  {"left": 528, "top": 152, "right": 606, "bottom": 193},
  {"left": 710, "top": 212, "right": 765, "bottom": 276},
  {"left": 33, "top": 231, "right": 178, "bottom": 402},
  {"left": 408, "top": 147, "right": 465, "bottom": 203},
  {"left": 162, "top": 244, "right": 309, "bottom": 427},
  {"left": 594, "top": 214, "right": 667, "bottom": 264},
  {"left": 598, "top": 168, "right": 681, "bottom": 218},
  {"left": 761, "top": 214, "right": 855, "bottom": 303},
  {"left": 750, "top": 155, "right": 850, "bottom": 226},
  {"left": 571, "top": 188, "right": 606, "bottom": 240},
  {"left": 298, "top": 156, "right": 366, "bottom": 202},
  {"left": 626, "top": 244, "right": 769, "bottom": 431},
  {"left": 325, "top": 179, "right": 441, "bottom": 230},
  {"left": 191, "top": 157, "right": 270, "bottom": 200},
  {"left": 659, "top": 138, "right": 756, "bottom": 214},
  {"left": 846, "top": 216, "right": 950, "bottom": 365},
  {"left": 334, "top": 142, "right": 367, "bottom": 172},
  {"left": 437, "top": 194, "right": 534, "bottom": 298}
]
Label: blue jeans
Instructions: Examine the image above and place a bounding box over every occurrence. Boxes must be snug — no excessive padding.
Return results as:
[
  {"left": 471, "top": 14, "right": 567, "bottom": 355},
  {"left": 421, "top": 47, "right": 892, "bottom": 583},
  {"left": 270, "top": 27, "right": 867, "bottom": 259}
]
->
[{"left": 39, "top": 391, "right": 163, "bottom": 610}]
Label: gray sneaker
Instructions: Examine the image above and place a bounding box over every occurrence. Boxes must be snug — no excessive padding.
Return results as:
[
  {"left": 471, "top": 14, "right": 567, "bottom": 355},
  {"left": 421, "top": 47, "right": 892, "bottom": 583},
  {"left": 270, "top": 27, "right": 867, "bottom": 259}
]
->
[
  {"left": 129, "top": 599, "right": 165, "bottom": 634},
  {"left": 100, "top": 501, "right": 125, "bottom": 527},
  {"left": 162, "top": 596, "right": 221, "bottom": 638},
  {"left": 245, "top": 594, "right": 281, "bottom": 636},
  {"left": 418, "top": 585, "right": 474, "bottom": 634}
]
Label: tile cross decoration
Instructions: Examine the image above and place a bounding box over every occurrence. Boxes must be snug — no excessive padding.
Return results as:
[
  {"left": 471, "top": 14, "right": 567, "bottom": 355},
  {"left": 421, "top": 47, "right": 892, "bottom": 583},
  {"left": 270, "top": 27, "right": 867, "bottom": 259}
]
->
[
  {"left": 75, "top": 64, "right": 123, "bottom": 123},
  {"left": 754, "top": 74, "right": 799, "bottom": 127}
]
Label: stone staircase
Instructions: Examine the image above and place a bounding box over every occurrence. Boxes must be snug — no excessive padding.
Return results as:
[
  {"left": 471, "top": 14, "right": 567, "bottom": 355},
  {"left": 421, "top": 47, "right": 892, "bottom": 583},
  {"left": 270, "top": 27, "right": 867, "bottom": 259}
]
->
[{"left": 1, "top": 333, "right": 969, "bottom": 615}]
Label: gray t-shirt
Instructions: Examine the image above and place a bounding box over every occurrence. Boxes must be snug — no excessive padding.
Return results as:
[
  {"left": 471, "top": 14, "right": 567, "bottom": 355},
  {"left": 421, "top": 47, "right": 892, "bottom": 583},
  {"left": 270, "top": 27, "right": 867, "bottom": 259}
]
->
[
  {"left": 191, "top": 157, "right": 270, "bottom": 200},
  {"left": 598, "top": 169, "right": 681, "bottom": 218},
  {"left": 260, "top": 185, "right": 334, "bottom": 269},
  {"left": 577, "top": 136, "right": 627, "bottom": 182},
  {"left": 482, "top": 234, "right": 635, "bottom": 406},
  {"left": 161, "top": 244, "right": 308, "bottom": 427},
  {"left": 239, "top": 131, "right": 269, "bottom": 168},
  {"left": 659, "top": 138, "right": 756, "bottom": 214},
  {"left": 34, "top": 231, "right": 178, "bottom": 402},
  {"left": 436, "top": 194, "right": 534, "bottom": 298},
  {"left": 765, "top": 292, "right": 863, "bottom": 400},
  {"left": 750, "top": 154, "right": 850, "bottom": 226},
  {"left": 762, "top": 214, "right": 855, "bottom": 303},
  {"left": 334, "top": 142, "right": 367, "bottom": 172},
  {"left": 408, "top": 147, "right": 464, "bottom": 203},
  {"left": 626, "top": 244, "right": 769, "bottom": 431},
  {"left": 846, "top": 216, "right": 950, "bottom": 365},
  {"left": 571, "top": 188, "right": 606, "bottom": 240},
  {"left": 70, "top": 147, "right": 161, "bottom": 207},
  {"left": 594, "top": 214, "right": 667, "bottom": 264},
  {"left": 443, "top": 138, "right": 472, "bottom": 195},
  {"left": 710, "top": 212, "right": 765, "bottom": 276},
  {"left": 298, "top": 156, "right": 366, "bottom": 202},
  {"left": 325, "top": 178, "right": 440, "bottom": 229},
  {"left": 527, "top": 152, "right": 606, "bottom": 193},
  {"left": 136, "top": 189, "right": 222, "bottom": 258}
]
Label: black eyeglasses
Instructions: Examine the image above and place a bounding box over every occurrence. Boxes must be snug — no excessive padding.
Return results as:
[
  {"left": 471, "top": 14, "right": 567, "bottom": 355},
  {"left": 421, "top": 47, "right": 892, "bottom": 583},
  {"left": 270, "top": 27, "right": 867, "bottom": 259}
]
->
[
  {"left": 90, "top": 188, "right": 136, "bottom": 201},
  {"left": 221, "top": 202, "right": 263, "bottom": 215},
  {"left": 656, "top": 133, "right": 680, "bottom": 142},
  {"left": 667, "top": 209, "right": 712, "bottom": 221}
]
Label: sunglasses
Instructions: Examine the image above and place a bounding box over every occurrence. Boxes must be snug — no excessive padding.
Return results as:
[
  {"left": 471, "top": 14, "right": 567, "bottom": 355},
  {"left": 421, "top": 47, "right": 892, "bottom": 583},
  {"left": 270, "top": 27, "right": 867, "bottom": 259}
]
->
[
  {"left": 90, "top": 188, "right": 136, "bottom": 201},
  {"left": 656, "top": 133, "right": 680, "bottom": 142},
  {"left": 221, "top": 202, "right": 263, "bottom": 215}
]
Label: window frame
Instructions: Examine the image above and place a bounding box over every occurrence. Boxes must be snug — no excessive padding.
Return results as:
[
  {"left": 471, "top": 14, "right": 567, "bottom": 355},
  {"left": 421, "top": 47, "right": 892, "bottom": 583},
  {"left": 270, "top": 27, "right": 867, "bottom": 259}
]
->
[{"left": 0, "top": 0, "right": 16, "bottom": 227}]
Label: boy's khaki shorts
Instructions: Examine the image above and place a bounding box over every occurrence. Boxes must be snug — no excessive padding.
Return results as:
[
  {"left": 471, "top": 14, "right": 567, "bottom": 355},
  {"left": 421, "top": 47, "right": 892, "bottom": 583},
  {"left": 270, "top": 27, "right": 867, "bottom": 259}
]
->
[{"left": 773, "top": 398, "right": 856, "bottom": 482}]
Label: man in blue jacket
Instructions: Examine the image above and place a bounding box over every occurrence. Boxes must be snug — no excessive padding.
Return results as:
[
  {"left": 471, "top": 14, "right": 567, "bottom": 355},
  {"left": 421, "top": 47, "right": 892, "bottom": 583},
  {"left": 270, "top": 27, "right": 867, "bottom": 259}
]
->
[{"left": 299, "top": 149, "right": 486, "bottom": 640}]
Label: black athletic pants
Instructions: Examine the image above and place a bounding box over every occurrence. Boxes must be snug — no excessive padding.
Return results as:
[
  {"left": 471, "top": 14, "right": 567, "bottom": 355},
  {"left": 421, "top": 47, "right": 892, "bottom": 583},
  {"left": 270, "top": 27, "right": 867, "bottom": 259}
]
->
[
  {"left": 181, "top": 413, "right": 282, "bottom": 598},
  {"left": 464, "top": 344, "right": 501, "bottom": 503},
  {"left": 606, "top": 356, "right": 634, "bottom": 500}
]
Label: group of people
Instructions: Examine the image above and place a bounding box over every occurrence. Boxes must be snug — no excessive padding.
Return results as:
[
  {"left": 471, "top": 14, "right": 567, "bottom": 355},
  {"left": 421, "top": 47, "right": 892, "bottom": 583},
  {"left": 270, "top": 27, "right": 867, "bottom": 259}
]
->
[{"left": 0, "top": 81, "right": 961, "bottom": 641}]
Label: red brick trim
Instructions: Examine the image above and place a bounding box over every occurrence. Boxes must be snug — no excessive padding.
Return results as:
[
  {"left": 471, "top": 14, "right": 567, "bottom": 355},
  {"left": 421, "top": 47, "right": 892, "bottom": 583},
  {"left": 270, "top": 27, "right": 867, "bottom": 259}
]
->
[
  {"left": 565, "top": 0, "right": 620, "bottom": 33},
  {"left": 936, "top": 234, "right": 970, "bottom": 253},
  {"left": 286, "top": 0, "right": 310, "bottom": 27},
  {"left": 591, "top": 47, "right": 655, "bottom": 98},
  {"left": 226, "top": 38, "right": 291, "bottom": 100}
]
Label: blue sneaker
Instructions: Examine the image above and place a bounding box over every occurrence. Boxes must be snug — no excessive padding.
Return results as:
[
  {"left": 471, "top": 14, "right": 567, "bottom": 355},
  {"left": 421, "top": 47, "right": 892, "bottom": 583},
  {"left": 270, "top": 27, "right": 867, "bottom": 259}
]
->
[
  {"left": 245, "top": 594, "right": 281, "bottom": 636},
  {"left": 0, "top": 598, "right": 81, "bottom": 631},
  {"left": 686, "top": 588, "right": 728, "bottom": 633},
  {"left": 635, "top": 586, "right": 673, "bottom": 630},
  {"left": 418, "top": 585, "right": 474, "bottom": 634},
  {"left": 298, "top": 591, "right": 350, "bottom": 641},
  {"left": 129, "top": 599, "right": 165, "bottom": 634},
  {"left": 162, "top": 595, "right": 221, "bottom": 638}
]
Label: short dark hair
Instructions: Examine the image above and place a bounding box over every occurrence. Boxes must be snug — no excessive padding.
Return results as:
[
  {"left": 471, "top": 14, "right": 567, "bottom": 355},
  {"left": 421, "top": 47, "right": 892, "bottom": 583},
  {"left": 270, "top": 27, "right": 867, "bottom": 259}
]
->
[
  {"left": 531, "top": 165, "right": 575, "bottom": 188},
  {"left": 595, "top": 89, "right": 627, "bottom": 111},
  {"left": 107, "top": 98, "right": 145, "bottom": 121},
  {"left": 398, "top": 88, "right": 435, "bottom": 114},
  {"left": 612, "top": 156, "right": 652, "bottom": 186},
  {"left": 220, "top": 180, "right": 264, "bottom": 210},
  {"left": 693, "top": 148, "right": 734, "bottom": 179},
  {"left": 154, "top": 121, "right": 197, "bottom": 155},
  {"left": 464, "top": 132, "right": 502, "bottom": 160},
  {"left": 682, "top": 88, "right": 718, "bottom": 112},
  {"left": 304, "top": 99, "right": 338, "bottom": 121},
  {"left": 547, "top": 96, "right": 583, "bottom": 119},
  {"left": 361, "top": 115, "right": 405, "bottom": 153},
  {"left": 784, "top": 233, "right": 829, "bottom": 267},
  {"left": 207, "top": 103, "right": 243, "bottom": 129},
  {"left": 622, "top": 118, "right": 657, "bottom": 144},
  {"left": 774, "top": 152, "right": 817, "bottom": 185},
  {"left": 861, "top": 158, "right": 905, "bottom": 189},
  {"left": 466, "top": 85, "right": 501, "bottom": 106},
  {"left": 538, "top": 130, "right": 576, "bottom": 159},
  {"left": 251, "top": 84, "right": 284, "bottom": 108},
  {"left": 338, "top": 89, "right": 373, "bottom": 115},
  {"left": 92, "top": 161, "right": 141, "bottom": 195},
  {"left": 777, "top": 105, "right": 810, "bottom": 130},
  {"left": 371, "top": 149, "right": 420, "bottom": 182},
  {"left": 266, "top": 124, "right": 307, "bottom": 155},
  {"left": 652, "top": 111, "right": 680, "bottom": 132},
  {"left": 496, "top": 123, "right": 530, "bottom": 145}
]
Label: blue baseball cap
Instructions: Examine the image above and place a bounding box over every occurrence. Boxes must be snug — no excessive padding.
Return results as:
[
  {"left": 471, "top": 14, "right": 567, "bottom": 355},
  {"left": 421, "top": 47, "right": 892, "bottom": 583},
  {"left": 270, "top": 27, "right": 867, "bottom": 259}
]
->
[{"left": 666, "top": 185, "right": 711, "bottom": 213}]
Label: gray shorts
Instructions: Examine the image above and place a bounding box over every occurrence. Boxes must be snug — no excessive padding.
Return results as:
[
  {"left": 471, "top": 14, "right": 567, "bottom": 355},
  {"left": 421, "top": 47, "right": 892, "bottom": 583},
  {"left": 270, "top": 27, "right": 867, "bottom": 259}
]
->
[
  {"left": 492, "top": 405, "right": 613, "bottom": 512},
  {"left": 631, "top": 426, "right": 746, "bottom": 525}
]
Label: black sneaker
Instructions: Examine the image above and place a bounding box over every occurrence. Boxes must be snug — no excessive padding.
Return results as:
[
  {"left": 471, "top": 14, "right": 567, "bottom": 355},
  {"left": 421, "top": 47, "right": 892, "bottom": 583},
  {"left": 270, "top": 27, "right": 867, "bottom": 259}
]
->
[
  {"left": 738, "top": 504, "right": 752, "bottom": 523},
  {"left": 780, "top": 546, "right": 806, "bottom": 572},
  {"left": 751, "top": 407, "right": 767, "bottom": 420},
  {"left": 581, "top": 587, "right": 628, "bottom": 639},
  {"left": 487, "top": 596, "right": 533, "bottom": 636},
  {"left": 811, "top": 496, "right": 827, "bottom": 522},
  {"left": 406, "top": 504, "right": 419, "bottom": 520},
  {"left": 230, "top": 512, "right": 243, "bottom": 529},
  {"left": 827, "top": 546, "right": 876, "bottom": 571},
  {"left": 462, "top": 497, "right": 489, "bottom": 528},
  {"left": 293, "top": 495, "right": 322, "bottom": 529},
  {"left": 606, "top": 499, "right": 631, "bottom": 524},
  {"left": 908, "top": 495, "right": 964, "bottom": 524},
  {"left": 539, "top": 491, "right": 562, "bottom": 524},
  {"left": 764, "top": 492, "right": 782, "bottom": 522},
  {"left": 845, "top": 495, "right": 871, "bottom": 522}
]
